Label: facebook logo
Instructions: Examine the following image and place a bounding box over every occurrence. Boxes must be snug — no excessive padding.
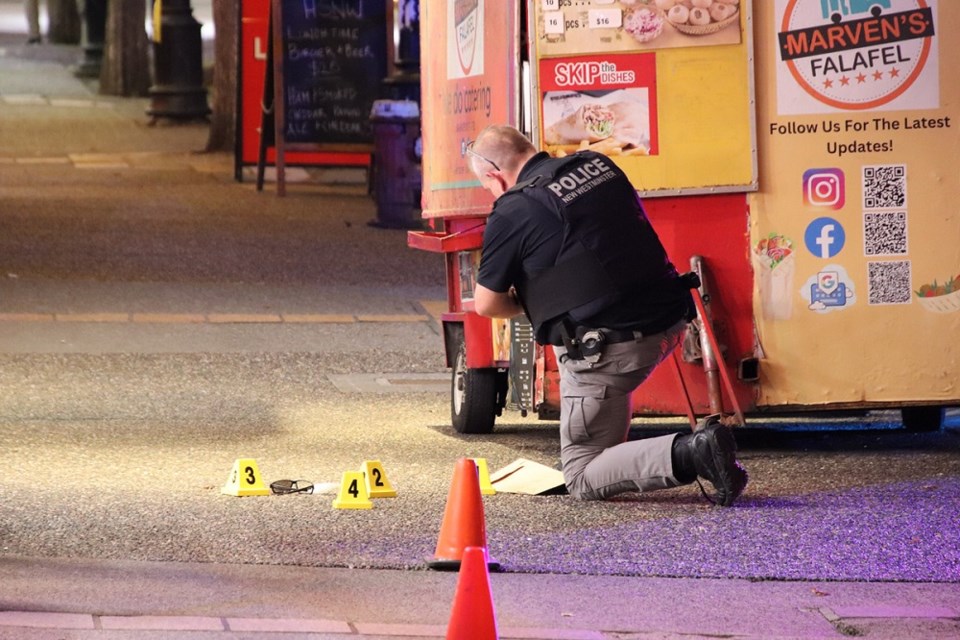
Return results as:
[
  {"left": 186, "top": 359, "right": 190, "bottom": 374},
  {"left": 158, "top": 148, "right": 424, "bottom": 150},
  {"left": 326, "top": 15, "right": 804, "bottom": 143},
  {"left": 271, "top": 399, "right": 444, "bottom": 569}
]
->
[{"left": 804, "top": 217, "right": 846, "bottom": 259}]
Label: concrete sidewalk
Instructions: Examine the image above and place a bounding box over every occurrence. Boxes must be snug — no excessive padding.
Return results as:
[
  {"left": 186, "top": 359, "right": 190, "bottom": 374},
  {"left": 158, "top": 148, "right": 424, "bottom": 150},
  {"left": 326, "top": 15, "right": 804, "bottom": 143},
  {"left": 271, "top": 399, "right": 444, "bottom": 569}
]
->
[{"left": 1, "top": 555, "right": 958, "bottom": 639}]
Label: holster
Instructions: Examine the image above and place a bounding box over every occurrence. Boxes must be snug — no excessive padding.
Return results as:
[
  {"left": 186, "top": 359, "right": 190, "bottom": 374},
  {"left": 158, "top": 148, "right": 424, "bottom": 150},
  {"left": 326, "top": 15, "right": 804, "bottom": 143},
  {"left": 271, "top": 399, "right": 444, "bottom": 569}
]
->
[{"left": 559, "top": 320, "right": 605, "bottom": 362}]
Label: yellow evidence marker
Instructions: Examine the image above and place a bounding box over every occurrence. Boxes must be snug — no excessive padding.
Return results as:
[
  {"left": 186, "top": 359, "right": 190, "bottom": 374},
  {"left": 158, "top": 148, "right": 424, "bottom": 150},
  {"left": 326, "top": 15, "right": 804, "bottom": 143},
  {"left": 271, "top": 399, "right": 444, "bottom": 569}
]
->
[
  {"left": 362, "top": 460, "right": 397, "bottom": 498},
  {"left": 473, "top": 457, "right": 497, "bottom": 496},
  {"left": 332, "top": 470, "right": 373, "bottom": 509},
  {"left": 221, "top": 458, "right": 270, "bottom": 496}
]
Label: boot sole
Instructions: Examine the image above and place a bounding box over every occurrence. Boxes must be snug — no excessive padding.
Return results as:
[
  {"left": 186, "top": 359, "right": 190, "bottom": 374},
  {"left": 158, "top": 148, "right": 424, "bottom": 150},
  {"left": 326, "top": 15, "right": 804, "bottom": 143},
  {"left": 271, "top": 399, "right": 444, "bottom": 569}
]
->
[{"left": 705, "top": 425, "right": 748, "bottom": 507}]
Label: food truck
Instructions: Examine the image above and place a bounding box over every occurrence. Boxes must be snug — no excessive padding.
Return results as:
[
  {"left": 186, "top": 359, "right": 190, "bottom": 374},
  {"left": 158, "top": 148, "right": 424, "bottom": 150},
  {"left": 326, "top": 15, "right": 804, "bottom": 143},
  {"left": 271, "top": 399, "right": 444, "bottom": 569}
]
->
[{"left": 407, "top": 0, "right": 959, "bottom": 434}]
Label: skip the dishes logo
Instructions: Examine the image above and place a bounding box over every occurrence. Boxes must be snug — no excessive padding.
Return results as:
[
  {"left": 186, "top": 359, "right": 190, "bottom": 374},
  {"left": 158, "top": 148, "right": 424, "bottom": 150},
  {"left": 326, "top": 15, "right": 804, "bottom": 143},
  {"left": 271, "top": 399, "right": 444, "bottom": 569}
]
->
[
  {"left": 778, "top": 0, "right": 935, "bottom": 110},
  {"left": 553, "top": 61, "right": 636, "bottom": 87}
]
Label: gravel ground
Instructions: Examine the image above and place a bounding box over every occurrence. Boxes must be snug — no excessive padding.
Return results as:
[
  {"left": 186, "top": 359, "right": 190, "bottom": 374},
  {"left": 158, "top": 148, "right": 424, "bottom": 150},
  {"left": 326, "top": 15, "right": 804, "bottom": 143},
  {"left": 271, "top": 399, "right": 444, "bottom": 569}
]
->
[{"left": 1, "top": 353, "right": 957, "bottom": 582}]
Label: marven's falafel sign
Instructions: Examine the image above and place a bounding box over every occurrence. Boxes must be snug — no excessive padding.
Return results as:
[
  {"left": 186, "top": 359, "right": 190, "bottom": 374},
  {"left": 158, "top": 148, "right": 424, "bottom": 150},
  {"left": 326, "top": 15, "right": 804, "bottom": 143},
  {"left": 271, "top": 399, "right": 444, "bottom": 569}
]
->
[
  {"left": 776, "top": 0, "right": 938, "bottom": 113},
  {"left": 748, "top": 0, "right": 958, "bottom": 407}
]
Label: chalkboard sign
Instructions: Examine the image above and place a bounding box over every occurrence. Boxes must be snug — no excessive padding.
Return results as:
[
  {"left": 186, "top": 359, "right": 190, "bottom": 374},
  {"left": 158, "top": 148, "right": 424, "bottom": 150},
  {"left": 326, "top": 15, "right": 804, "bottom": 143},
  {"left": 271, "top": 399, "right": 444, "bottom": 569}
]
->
[
  {"left": 258, "top": 0, "right": 387, "bottom": 195},
  {"left": 277, "top": 0, "right": 386, "bottom": 144}
]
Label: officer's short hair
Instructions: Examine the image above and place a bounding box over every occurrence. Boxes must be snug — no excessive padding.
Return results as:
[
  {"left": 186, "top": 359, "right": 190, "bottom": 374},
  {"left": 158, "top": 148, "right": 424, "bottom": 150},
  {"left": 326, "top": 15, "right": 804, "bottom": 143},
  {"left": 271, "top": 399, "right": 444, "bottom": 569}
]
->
[{"left": 474, "top": 126, "right": 536, "bottom": 174}]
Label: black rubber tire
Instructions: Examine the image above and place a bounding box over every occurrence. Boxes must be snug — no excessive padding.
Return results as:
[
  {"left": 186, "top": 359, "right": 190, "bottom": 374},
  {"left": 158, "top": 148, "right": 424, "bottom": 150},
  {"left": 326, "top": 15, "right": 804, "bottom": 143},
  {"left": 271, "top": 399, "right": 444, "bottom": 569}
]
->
[
  {"left": 450, "top": 342, "right": 498, "bottom": 434},
  {"left": 901, "top": 406, "right": 945, "bottom": 432}
]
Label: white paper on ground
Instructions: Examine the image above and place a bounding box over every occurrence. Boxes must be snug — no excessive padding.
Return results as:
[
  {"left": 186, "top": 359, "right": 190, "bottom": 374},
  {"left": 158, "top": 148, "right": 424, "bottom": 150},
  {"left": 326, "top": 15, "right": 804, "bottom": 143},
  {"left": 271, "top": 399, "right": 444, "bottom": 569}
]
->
[{"left": 489, "top": 458, "right": 565, "bottom": 495}]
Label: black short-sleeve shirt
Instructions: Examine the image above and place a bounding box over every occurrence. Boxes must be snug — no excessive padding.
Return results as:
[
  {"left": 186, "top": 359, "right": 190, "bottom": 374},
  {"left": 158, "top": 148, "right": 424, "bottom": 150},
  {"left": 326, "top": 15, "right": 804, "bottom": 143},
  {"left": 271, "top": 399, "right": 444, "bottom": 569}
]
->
[
  {"left": 477, "top": 152, "right": 689, "bottom": 344},
  {"left": 477, "top": 179, "right": 560, "bottom": 294}
]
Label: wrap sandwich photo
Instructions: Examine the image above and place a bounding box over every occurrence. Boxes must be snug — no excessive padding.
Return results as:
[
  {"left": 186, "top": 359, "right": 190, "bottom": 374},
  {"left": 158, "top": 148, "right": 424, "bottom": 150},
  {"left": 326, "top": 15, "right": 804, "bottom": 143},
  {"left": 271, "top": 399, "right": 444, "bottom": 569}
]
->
[{"left": 543, "top": 103, "right": 616, "bottom": 145}]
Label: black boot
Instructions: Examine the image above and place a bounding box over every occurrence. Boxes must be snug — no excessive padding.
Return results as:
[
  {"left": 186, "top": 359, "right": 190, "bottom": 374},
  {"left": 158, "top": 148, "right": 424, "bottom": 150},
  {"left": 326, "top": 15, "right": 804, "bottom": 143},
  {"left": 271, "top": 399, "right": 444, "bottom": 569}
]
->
[{"left": 672, "top": 417, "right": 748, "bottom": 506}]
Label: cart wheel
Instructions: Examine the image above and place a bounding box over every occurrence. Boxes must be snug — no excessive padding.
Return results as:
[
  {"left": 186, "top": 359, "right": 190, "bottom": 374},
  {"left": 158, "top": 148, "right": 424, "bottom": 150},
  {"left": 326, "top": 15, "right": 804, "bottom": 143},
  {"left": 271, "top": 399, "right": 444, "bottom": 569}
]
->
[
  {"left": 451, "top": 342, "right": 498, "bottom": 434},
  {"left": 901, "top": 406, "right": 945, "bottom": 432}
]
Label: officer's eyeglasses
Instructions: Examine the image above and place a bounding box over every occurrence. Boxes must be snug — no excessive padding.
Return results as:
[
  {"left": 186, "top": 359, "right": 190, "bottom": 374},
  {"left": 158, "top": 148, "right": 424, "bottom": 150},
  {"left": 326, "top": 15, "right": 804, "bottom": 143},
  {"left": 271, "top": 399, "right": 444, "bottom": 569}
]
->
[{"left": 465, "top": 140, "right": 501, "bottom": 172}]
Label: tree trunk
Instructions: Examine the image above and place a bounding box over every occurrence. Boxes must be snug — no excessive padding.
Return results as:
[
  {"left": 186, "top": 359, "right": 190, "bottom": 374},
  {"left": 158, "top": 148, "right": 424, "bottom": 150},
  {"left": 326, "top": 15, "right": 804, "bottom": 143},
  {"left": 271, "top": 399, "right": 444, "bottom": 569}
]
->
[
  {"left": 206, "top": 0, "right": 239, "bottom": 152},
  {"left": 99, "top": 0, "right": 150, "bottom": 97},
  {"left": 47, "top": 0, "right": 81, "bottom": 44}
]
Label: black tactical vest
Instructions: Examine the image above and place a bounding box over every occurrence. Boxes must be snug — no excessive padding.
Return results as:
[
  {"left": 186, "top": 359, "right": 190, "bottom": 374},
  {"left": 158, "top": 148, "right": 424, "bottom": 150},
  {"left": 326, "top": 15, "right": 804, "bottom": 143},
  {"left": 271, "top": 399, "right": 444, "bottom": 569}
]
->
[{"left": 505, "top": 151, "right": 678, "bottom": 343}]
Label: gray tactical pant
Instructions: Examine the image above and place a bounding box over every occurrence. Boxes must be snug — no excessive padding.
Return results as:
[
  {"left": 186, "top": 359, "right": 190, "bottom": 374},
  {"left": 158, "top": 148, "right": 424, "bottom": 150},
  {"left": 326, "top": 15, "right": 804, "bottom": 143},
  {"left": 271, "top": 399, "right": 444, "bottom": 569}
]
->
[{"left": 554, "top": 320, "right": 687, "bottom": 500}]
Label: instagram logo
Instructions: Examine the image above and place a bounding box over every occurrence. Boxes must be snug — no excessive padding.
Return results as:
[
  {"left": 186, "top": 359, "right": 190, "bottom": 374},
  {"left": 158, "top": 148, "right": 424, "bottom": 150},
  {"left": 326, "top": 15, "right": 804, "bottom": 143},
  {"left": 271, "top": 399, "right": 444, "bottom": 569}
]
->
[{"left": 803, "top": 168, "right": 845, "bottom": 209}]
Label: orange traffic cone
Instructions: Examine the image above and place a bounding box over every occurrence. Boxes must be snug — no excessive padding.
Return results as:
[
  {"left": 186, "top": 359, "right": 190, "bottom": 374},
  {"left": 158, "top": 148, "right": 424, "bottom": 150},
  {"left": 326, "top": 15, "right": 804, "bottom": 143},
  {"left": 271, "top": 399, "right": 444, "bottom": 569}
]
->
[
  {"left": 446, "top": 546, "right": 498, "bottom": 640},
  {"left": 427, "top": 458, "right": 499, "bottom": 571}
]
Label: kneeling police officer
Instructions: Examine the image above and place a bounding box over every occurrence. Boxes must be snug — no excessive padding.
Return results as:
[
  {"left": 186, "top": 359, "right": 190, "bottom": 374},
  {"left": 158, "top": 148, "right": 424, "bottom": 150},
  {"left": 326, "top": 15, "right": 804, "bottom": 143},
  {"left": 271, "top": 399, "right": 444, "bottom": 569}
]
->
[{"left": 467, "top": 125, "right": 748, "bottom": 505}]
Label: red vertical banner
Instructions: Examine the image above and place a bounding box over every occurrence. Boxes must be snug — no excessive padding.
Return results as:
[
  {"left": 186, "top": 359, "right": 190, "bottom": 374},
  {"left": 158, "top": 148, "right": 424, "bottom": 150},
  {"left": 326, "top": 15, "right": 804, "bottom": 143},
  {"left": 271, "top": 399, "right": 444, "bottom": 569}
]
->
[{"left": 239, "top": 0, "right": 270, "bottom": 169}]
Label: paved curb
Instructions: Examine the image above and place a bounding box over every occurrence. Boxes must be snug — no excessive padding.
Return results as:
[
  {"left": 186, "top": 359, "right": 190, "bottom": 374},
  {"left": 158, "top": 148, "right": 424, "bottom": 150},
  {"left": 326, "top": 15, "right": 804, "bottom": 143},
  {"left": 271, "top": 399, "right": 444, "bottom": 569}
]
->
[{"left": 0, "top": 611, "right": 610, "bottom": 639}]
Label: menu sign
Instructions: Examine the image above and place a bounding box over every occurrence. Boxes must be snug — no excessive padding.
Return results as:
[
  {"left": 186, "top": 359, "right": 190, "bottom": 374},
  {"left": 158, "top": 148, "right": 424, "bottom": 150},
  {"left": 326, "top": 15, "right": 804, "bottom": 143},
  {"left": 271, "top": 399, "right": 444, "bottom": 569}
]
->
[
  {"left": 537, "top": 0, "right": 742, "bottom": 57},
  {"left": 275, "top": 0, "right": 387, "bottom": 145},
  {"left": 531, "top": 1, "right": 757, "bottom": 194}
]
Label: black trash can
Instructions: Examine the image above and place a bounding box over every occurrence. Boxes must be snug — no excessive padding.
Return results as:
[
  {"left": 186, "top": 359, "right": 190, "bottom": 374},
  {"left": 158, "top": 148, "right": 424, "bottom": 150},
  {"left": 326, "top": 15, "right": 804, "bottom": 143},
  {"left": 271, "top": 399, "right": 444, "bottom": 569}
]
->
[{"left": 369, "top": 100, "right": 423, "bottom": 229}]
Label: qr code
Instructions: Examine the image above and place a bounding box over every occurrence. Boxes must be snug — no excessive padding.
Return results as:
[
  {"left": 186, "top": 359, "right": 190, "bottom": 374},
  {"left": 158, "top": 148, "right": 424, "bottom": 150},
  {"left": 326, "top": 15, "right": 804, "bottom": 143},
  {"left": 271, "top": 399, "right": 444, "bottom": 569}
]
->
[
  {"left": 863, "top": 164, "right": 906, "bottom": 209},
  {"left": 863, "top": 211, "right": 907, "bottom": 256},
  {"left": 867, "top": 260, "right": 912, "bottom": 305}
]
